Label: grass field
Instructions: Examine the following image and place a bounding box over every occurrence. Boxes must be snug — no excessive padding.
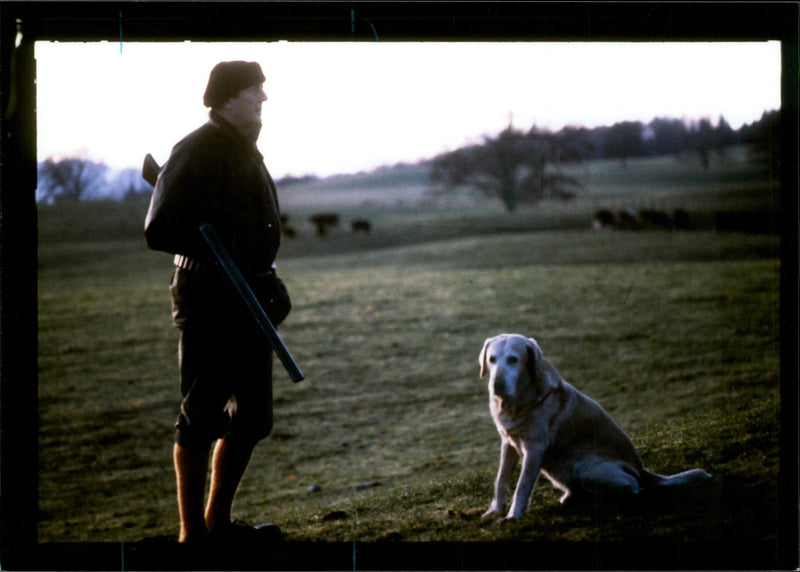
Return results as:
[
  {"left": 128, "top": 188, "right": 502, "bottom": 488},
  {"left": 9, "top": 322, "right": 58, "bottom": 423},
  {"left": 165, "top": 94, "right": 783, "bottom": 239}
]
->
[{"left": 36, "top": 149, "right": 786, "bottom": 568}]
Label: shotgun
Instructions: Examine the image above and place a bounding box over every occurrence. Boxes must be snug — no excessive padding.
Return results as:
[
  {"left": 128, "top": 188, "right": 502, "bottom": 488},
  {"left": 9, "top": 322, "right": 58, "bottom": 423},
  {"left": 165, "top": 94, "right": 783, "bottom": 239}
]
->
[
  {"left": 142, "top": 153, "right": 160, "bottom": 187},
  {"left": 142, "top": 154, "right": 304, "bottom": 382}
]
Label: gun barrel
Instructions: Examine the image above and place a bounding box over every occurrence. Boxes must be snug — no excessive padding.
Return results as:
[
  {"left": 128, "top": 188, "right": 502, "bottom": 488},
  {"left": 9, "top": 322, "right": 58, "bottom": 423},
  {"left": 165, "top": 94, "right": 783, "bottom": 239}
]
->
[{"left": 199, "top": 223, "right": 304, "bottom": 383}]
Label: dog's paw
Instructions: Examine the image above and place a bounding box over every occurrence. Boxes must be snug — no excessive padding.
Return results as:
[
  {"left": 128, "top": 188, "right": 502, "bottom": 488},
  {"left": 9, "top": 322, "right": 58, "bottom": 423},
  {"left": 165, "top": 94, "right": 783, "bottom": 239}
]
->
[
  {"left": 481, "top": 505, "right": 505, "bottom": 519},
  {"left": 501, "top": 514, "right": 522, "bottom": 524}
]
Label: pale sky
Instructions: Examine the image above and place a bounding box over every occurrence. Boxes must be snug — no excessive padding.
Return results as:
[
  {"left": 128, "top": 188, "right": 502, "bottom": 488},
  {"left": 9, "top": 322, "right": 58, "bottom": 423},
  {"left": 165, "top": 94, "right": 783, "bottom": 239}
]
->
[{"left": 35, "top": 41, "right": 781, "bottom": 178}]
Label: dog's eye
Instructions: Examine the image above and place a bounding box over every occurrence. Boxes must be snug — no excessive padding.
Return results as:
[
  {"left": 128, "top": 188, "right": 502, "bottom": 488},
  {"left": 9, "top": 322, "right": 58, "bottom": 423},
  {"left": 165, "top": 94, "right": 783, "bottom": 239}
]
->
[
  {"left": 507, "top": 356, "right": 519, "bottom": 365},
  {"left": 488, "top": 356, "right": 497, "bottom": 364}
]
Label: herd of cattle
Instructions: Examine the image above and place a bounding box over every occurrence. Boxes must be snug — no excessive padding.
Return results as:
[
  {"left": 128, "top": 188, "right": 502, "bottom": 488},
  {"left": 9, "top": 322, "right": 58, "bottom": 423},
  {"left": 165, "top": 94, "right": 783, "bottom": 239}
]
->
[
  {"left": 280, "top": 213, "right": 372, "bottom": 238},
  {"left": 280, "top": 208, "right": 695, "bottom": 239},
  {"left": 592, "top": 208, "right": 692, "bottom": 231}
]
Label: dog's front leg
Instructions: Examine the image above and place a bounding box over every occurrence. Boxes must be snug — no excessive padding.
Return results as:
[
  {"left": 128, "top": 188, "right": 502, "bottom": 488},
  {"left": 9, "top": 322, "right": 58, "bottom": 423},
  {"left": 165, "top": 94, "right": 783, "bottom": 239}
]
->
[
  {"left": 506, "top": 445, "right": 544, "bottom": 520},
  {"left": 483, "top": 439, "right": 519, "bottom": 518}
]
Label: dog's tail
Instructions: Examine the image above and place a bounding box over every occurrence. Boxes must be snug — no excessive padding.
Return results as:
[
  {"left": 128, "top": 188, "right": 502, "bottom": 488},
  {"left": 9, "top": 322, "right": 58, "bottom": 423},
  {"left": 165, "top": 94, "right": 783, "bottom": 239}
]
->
[{"left": 640, "top": 468, "right": 712, "bottom": 489}]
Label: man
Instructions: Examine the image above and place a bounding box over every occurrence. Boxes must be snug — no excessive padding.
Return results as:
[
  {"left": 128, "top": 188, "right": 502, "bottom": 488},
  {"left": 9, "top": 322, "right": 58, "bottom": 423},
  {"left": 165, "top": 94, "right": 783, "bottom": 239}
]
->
[{"left": 144, "top": 61, "right": 291, "bottom": 544}]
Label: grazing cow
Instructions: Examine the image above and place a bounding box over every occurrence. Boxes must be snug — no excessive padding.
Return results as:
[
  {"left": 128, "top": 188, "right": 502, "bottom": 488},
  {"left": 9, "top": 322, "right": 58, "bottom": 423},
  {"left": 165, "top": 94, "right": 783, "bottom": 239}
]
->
[
  {"left": 640, "top": 209, "right": 673, "bottom": 230},
  {"left": 351, "top": 219, "right": 372, "bottom": 234},
  {"left": 592, "top": 209, "right": 616, "bottom": 230},
  {"left": 673, "top": 209, "right": 691, "bottom": 230},
  {"left": 616, "top": 209, "right": 641, "bottom": 230},
  {"left": 279, "top": 214, "right": 296, "bottom": 238},
  {"left": 309, "top": 213, "right": 340, "bottom": 237}
]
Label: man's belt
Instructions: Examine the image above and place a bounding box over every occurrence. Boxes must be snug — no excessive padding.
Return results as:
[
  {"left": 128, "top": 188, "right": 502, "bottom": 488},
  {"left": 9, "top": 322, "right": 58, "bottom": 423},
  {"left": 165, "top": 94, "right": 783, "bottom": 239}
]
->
[
  {"left": 174, "top": 253, "right": 277, "bottom": 276},
  {"left": 174, "top": 254, "right": 213, "bottom": 272}
]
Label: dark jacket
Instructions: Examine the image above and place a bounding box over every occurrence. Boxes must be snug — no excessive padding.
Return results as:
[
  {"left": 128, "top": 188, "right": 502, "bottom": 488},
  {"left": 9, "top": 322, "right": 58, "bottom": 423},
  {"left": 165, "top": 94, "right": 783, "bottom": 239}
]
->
[
  {"left": 145, "top": 113, "right": 289, "bottom": 328},
  {"left": 145, "top": 112, "right": 281, "bottom": 275}
]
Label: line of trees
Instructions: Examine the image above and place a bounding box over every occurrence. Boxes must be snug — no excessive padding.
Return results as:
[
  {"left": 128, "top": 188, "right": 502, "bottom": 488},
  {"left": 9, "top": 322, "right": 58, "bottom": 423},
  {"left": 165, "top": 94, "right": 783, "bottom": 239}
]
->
[
  {"left": 36, "top": 159, "right": 152, "bottom": 204},
  {"left": 37, "top": 110, "right": 779, "bottom": 206},
  {"left": 430, "top": 110, "right": 779, "bottom": 211}
]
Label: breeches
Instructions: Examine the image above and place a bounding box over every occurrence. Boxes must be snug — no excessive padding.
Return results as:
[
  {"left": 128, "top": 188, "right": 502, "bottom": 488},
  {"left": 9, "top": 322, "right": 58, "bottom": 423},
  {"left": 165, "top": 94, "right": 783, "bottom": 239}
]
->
[{"left": 175, "top": 321, "right": 274, "bottom": 449}]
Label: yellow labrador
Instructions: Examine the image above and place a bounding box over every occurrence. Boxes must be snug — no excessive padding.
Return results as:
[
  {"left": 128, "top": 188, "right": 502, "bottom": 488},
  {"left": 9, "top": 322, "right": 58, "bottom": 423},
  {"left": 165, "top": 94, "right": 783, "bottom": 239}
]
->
[{"left": 480, "top": 333, "right": 711, "bottom": 521}]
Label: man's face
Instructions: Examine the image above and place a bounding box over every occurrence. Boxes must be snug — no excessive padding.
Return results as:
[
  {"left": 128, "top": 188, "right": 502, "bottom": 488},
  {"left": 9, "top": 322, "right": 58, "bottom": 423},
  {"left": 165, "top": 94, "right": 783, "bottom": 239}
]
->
[{"left": 223, "top": 83, "right": 268, "bottom": 141}]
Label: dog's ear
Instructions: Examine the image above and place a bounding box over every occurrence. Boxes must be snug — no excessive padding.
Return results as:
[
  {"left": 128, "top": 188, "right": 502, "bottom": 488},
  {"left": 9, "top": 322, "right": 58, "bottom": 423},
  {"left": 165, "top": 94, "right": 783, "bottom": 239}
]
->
[
  {"left": 525, "top": 337, "right": 561, "bottom": 392},
  {"left": 479, "top": 337, "right": 493, "bottom": 378},
  {"left": 524, "top": 339, "right": 539, "bottom": 384}
]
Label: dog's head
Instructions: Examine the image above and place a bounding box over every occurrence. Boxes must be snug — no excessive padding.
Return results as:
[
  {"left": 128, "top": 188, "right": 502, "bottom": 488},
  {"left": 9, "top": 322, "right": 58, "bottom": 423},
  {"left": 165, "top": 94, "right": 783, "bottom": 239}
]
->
[{"left": 479, "top": 334, "right": 561, "bottom": 406}]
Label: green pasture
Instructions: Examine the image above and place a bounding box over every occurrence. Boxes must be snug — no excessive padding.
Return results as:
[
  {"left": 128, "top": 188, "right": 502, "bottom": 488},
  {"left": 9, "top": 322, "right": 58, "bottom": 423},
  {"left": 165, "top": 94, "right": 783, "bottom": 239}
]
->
[{"left": 36, "top": 150, "right": 783, "bottom": 564}]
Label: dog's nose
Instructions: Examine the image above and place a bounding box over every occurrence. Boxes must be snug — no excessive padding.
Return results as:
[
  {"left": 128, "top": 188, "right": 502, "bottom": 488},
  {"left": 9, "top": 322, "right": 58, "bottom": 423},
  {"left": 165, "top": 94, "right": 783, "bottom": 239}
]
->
[{"left": 493, "top": 378, "right": 505, "bottom": 396}]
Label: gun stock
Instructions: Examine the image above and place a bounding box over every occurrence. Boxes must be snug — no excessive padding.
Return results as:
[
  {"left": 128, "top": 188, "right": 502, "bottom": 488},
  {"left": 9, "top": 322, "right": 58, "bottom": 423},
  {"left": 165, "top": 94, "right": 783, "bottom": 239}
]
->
[{"left": 142, "top": 153, "right": 160, "bottom": 186}]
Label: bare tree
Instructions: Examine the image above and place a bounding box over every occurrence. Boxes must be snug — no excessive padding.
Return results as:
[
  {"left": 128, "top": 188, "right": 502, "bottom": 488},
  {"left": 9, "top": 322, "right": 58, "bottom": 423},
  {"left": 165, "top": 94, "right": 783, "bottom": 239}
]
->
[
  {"left": 431, "top": 125, "right": 582, "bottom": 212},
  {"left": 37, "top": 158, "right": 108, "bottom": 202}
]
